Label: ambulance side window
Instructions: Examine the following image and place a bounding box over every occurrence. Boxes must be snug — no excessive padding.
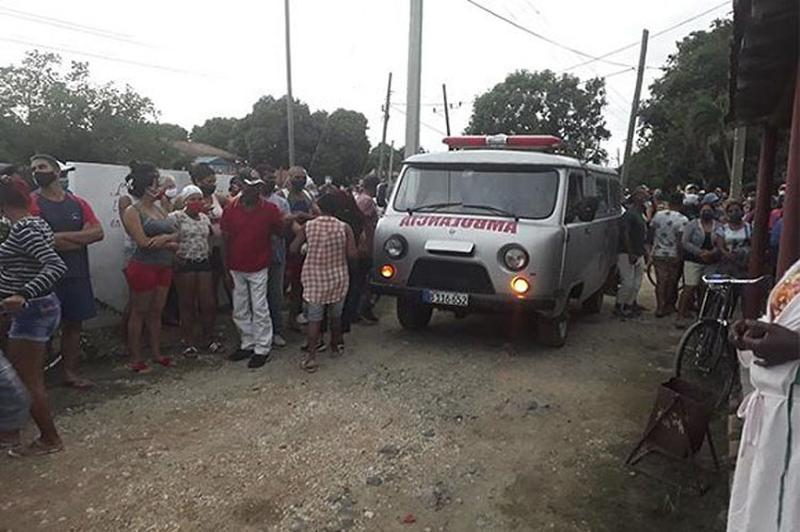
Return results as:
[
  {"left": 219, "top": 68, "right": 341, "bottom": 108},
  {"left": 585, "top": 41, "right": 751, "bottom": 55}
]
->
[
  {"left": 565, "top": 172, "right": 584, "bottom": 224},
  {"left": 595, "top": 176, "right": 610, "bottom": 217}
]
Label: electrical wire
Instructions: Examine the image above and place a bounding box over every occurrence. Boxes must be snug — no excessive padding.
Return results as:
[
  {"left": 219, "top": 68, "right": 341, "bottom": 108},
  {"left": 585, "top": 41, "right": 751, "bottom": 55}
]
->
[
  {"left": 465, "top": 0, "right": 637, "bottom": 69},
  {"left": 390, "top": 103, "right": 447, "bottom": 136},
  {"left": 559, "top": 0, "right": 729, "bottom": 72},
  {"left": 0, "top": 6, "right": 152, "bottom": 47},
  {"left": 0, "top": 36, "right": 216, "bottom": 78}
]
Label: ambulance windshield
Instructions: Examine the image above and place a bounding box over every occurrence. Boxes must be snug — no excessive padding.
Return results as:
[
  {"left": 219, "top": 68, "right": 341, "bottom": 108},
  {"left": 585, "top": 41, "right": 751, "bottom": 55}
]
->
[{"left": 394, "top": 166, "right": 559, "bottom": 220}]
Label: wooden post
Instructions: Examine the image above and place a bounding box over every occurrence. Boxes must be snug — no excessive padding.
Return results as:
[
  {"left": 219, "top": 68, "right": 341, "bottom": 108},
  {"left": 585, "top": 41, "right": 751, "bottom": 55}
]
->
[
  {"left": 777, "top": 71, "right": 800, "bottom": 278},
  {"left": 743, "top": 125, "right": 778, "bottom": 319}
]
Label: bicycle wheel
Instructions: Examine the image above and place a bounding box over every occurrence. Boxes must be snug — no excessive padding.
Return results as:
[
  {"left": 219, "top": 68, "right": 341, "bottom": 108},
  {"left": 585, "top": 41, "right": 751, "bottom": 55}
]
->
[{"left": 674, "top": 320, "right": 736, "bottom": 412}]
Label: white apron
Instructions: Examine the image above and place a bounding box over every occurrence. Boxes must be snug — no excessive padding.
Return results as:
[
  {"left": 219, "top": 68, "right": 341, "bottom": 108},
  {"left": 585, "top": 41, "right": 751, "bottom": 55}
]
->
[{"left": 728, "top": 260, "right": 800, "bottom": 532}]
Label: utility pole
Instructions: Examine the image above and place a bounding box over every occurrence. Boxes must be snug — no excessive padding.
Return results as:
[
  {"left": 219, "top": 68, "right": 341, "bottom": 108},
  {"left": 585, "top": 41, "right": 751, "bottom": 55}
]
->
[
  {"left": 730, "top": 126, "right": 747, "bottom": 198},
  {"left": 621, "top": 29, "right": 649, "bottom": 187},
  {"left": 378, "top": 72, "right": 393, "bottom": 180},
  {"left": 284, "top": 0, "right": 296, "bottom": 167},
  {"left": 388, "top": 140, "right": 396, "bottom": 183},
  {"left": 442, "top": 83, "right": 451, "bottom": 136},
  {"left": 405, "top": 0, "right": 423, "bottom": 159}
]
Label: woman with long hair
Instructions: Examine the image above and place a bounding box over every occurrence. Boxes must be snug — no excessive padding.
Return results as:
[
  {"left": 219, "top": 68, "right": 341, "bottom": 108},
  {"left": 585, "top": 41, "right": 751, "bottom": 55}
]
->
[
  {"left": 0, "top": 175, "right": 67, "bottom": 456},
  {"left": 121, "top": 162, "right": 179, "bottom": 373}
]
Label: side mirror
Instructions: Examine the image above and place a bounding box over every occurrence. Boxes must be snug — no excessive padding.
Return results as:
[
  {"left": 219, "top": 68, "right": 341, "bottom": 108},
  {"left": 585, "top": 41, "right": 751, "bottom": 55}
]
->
[
  {"left": 577, "top": 197, "right": 599, "bottom": 223},
  {"left": 376, "top": 183, "right": 388, "bottom": 208}
]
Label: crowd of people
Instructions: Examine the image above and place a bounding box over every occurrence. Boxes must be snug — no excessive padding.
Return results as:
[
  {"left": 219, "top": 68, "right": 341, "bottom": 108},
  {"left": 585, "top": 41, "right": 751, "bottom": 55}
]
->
[
  {"left": 615, "top": 182, "right": 788, "bottom": 325},
  {"left": 0, "top": 156, "right": 382, "bottom": 456}
]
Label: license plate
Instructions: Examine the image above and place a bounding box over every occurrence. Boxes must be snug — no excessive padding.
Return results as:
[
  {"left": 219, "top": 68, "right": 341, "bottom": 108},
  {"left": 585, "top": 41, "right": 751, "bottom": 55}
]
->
[{"left": 423, "top": 290, "right": 469, "bottom": 307}]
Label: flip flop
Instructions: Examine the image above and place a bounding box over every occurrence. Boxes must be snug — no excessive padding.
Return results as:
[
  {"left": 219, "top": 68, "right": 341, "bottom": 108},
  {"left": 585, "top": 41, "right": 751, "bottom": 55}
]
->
[
  {"left": 128, "top": 361, "right": 152, "bottom": 374},
  {"left": 299, "top": 357, "right": 319, "bottom": 373},
  {"left": 8, "top": 439, "right": 63, "bottom": 458},
  {"left": 62, "top": 378, "right": 94, "bottom": 390},
  {"left": 153, "top": 356, "right": 175, "bottom": 368}
]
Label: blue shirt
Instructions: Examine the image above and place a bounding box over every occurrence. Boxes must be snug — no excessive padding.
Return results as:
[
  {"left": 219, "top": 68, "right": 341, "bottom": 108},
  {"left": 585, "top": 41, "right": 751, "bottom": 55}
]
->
[
  {"left": 32, "top": 193, "right": 98, "bottom": 279},
  {"left": 265, "top": 193, "right": 290, "bottom": 265}
]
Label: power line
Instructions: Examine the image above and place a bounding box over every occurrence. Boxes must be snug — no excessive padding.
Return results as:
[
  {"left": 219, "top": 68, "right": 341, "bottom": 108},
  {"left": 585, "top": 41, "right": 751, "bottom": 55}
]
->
[
  {"left": 0, "top": 7, "right": 153, "bottom": 48},
  {"left": 465, "top": 0, "right": 636, "bottom": 69},
  {"left": 391, "top": 103, "right": 447, "bottom": 136},
  {"left": 560, "top": 0, "right": 729, "bottom": 72},
  {"left": 0, "top": 36, "right": 217, "bottom": 78}
]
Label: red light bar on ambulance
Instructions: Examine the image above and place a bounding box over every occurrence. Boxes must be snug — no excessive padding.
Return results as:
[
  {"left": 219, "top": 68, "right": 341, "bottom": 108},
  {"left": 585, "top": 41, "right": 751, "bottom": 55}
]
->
[{"left": 443, "top": 134, "right": 562, "bottom": 150}]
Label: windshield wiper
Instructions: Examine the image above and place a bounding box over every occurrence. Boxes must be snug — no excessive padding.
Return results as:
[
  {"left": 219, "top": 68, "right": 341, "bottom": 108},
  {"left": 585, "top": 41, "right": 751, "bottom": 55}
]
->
[
  {"left": 462, "top": 204, "right": 519, "bottom": 221},
  {"left": 407, "top": 202, "right": 462, "bottom": 214}
]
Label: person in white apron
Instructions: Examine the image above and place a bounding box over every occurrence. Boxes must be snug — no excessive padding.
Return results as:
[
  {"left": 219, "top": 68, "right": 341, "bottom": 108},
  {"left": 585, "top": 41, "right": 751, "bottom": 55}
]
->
[{"left": 728, "top": 258, "right": 800, "bottom": 531}]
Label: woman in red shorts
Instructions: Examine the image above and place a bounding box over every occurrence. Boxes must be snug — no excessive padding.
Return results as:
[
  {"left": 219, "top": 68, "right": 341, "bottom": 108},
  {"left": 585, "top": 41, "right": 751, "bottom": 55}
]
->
[{"left": 121, "top": 162, "right": 179, "bottom": 373}]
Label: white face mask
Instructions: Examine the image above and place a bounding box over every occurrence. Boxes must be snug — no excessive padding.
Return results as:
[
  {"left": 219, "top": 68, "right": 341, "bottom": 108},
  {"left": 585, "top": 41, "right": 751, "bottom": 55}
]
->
[{"left": 164, "top": 187, "right": 178, "bottom": 199}]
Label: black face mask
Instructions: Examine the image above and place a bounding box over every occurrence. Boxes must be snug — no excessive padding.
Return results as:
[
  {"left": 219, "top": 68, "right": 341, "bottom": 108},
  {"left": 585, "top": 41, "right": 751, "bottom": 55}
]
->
[
  {"left": 728, "top": 212, "right": 743, "bottom": 223},
  {"left": 700, "top": 210, "right": 714, "bottom": 221},
  {"left": 199, "top": 183, "right": 216, "bottom": 196},
  {"left": 291, "top": 180, "right": 305, "bottom": 192},
  {"left": 33, "top": 171, "right": 58, "bottom": 188}
]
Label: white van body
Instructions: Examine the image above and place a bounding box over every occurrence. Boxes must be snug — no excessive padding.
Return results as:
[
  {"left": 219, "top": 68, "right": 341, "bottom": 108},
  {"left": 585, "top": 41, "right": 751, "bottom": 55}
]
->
[{"left": 371, "top": 146, "right": 622, "bottom": 347}]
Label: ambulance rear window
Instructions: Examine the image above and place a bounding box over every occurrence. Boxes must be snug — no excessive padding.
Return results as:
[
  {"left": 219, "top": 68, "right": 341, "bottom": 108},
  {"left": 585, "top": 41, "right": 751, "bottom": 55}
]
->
[{"left": 394, "top": 165, "right": 559, "bottom": 220}]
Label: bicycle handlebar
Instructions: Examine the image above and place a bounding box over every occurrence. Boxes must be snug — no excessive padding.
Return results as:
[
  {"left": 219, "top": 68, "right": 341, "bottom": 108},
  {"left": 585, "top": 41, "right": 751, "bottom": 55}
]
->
[{"left": 702, "top": 274, "right": 768, "bottom": 286}]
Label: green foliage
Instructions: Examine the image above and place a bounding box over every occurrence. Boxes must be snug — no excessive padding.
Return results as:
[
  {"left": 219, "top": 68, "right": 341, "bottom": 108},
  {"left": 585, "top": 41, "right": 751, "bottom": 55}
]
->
[
  {"left": 309, "top": 109, "right": 370, "bottom": 178},
  {"left": 367, "top": 142, "right": 404, "bottom": 176},
  {"left": 0, "top": 50, "right": 181, "bottom": 167},
  {"left": 190, "top": 117, "right": 239, "bottom": 152},
  {"left": 626, "top": 19, "right": 748, "bottom": 190},
  {"left": 465, "top": 69, "right": 610, "bottom": 163}
]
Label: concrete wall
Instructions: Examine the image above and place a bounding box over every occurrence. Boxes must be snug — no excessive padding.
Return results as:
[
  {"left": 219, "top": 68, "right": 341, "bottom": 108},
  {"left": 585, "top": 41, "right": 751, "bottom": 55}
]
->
[{"left": 65, "top": 162, "right": 232, "bottom": 321}]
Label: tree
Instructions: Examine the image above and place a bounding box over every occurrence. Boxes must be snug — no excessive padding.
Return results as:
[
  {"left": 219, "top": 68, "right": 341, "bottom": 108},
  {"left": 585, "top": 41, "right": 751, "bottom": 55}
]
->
[
  {"left": 309, "top": 109, "right": 370, "bottom": 178},
  {"left": 466, "top": 69, "right": 610, "bottom": 163},
  {"left": 625, "top": 19, "right": 760, "bottom": 190},
  {"left": 0, "top": 50, "right": 180, "bottom": 167},
  {"left": 190, "top": 117, "right": 240, "bottom": 152},
  {"left": 366, "top": 142, "right": 404, "bottom": 176}
]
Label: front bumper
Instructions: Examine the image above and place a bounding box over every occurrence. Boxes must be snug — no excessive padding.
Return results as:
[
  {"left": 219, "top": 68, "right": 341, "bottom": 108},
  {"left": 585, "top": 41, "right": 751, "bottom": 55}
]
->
[{"left": 371, "top": 281, "right": 556, "bottom": 313}]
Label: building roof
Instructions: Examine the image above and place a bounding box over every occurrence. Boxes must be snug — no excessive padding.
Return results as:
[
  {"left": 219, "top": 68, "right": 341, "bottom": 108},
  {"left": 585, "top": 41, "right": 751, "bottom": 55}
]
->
[
  {"left": 728, "top": 0, "right": 799, "bottom": 126},
  {"left": 172, "top": 140, "right": 238, "bottom": 160},
  {"left": 403, "top": 150, "right": 618, "bottom": 175}
]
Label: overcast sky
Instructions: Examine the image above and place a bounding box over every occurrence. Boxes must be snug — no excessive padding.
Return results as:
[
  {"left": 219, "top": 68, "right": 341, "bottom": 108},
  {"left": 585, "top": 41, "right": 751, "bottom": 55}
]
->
[{"left": 0, "top": 0, "right": 731, "bottom": 164}]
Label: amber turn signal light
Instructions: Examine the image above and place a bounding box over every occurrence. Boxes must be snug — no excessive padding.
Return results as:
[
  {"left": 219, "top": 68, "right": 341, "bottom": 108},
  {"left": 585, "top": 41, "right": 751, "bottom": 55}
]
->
[
  {"left": 379, "top": 264, "right": 396, "bottom": 279},
  {"left": 510, "top": 276, "right": 530, "bottom": 295}
]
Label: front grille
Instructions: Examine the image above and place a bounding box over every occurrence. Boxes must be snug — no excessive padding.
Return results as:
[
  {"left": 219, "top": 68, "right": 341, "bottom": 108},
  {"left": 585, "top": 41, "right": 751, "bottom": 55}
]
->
[{"left": 407, "top": 258, "right": 495, "bottom": 294}]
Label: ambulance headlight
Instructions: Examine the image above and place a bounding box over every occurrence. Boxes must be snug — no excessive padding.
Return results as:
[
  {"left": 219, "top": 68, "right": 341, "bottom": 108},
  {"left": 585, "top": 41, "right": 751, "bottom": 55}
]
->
[
  {"left": 501, "top": 246, "right": 529, "bottom": 271},
  {"left": 384, "top": 235, "right": 407, "bottom": 259}
]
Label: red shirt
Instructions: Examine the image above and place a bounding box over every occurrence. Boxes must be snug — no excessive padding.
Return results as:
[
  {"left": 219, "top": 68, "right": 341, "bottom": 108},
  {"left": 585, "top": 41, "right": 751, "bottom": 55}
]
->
[{"left": 220, "top": 197, "right": 283, "bottom": 272}]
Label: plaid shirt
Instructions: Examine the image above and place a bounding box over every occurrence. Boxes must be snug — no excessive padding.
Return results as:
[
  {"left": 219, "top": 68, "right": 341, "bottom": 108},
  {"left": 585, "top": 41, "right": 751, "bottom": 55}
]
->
[{"left": 301, "top": 216, "right": 349, "bottom": 304}]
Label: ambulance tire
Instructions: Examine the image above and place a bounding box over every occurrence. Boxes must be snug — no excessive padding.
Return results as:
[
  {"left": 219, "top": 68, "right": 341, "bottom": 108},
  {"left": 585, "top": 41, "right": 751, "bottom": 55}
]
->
[
  {"left": 536, "top": 311, "right": 569, "bottom": 348},
  {"left": 581, "top": 287, "right": 605, "bottom": 314},
  {"left": 397, "top": 297, "right": 433, "bottom": 330}
]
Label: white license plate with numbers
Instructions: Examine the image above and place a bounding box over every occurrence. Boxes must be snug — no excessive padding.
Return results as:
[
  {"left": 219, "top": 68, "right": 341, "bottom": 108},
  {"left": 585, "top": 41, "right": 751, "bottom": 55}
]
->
[{"left": 423, "top": 290, "right": 469, "bottom": 307}]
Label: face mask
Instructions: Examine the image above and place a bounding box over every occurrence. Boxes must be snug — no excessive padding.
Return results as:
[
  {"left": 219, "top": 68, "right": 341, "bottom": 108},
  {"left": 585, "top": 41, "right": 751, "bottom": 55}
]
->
[
  {"left": 728, "top": 211, "right": 743, "bottom": 223},
  {"left": 186, "top": 200, "right": 205, "bottom": 216},
  {"left": 700, "top": 210, "right": 714, "bottom": 221},
  {"left": 199, "top": 183, "right": 216, "bottom": 196},
  {"left": 33, "top": 171, "right": 58, "bottom": 188},
  {"left": 164, "top": 187, "right": 178, "bottom": 199},
  {"left": 291, "top": 180, "right": 305, "bottom": 192}
]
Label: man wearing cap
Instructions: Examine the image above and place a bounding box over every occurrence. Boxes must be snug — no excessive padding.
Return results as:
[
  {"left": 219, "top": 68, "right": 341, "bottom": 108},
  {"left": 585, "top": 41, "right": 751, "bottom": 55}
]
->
[
  {"left": 220, "top": 170, "right": 284, "bottom": 368},
  {"left": 30, "top": 154, "right": 104, "bottom": 389}
]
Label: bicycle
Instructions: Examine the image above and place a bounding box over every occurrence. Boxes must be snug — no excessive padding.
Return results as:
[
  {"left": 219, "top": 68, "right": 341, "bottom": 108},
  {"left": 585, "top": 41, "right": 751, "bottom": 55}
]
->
[{"left": 673, "top": 274, "right": 766, "bottom": 412}]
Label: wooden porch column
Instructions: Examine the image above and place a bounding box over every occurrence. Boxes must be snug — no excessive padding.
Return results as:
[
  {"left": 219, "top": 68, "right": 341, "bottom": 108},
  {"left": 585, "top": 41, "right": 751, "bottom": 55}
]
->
[
  {"left": 777, "top": 70, "right": 800, "bottom": 278},
  {"left": 743, "top": 125, "right": 778, "bottom": 318}
]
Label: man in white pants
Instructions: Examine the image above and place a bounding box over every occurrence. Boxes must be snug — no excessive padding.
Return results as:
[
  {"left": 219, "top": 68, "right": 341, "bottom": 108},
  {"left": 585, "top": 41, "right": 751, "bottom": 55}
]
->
[
  {"left": 220, "top": 172, "right": 284, "bottom": 368},
  {"left": 614, "top": 188, "right": 649, "bottom": 319}
]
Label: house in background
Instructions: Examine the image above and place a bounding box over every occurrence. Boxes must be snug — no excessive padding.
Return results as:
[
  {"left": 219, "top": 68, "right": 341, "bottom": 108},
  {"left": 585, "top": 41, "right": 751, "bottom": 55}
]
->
[{"left": 172, "top": 140, "right": 240, "bottom": 174}]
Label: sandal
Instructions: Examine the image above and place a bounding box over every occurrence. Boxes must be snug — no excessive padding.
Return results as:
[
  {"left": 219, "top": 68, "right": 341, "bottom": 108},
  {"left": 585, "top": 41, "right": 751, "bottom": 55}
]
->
[
  {"left": 0, "top": 437, "right": 20, "bottom": 451},
  {"left": 182, "top": 346, "right": 199, "bottom": 358},
  {"left": 330, "top": 344, "right": 345, "bottom": 358},
  {"left": 8, "top": 439, "right": 63, "bottom": 458},
  {"left": 299, "top": 357, "right": 319, "bottom": 373},
  {"left": 207, "top": 341, "right": 223, "bottom": 354},
  {"left": 153, "top": 356, "right": 175, "bottom": 368},
  {"left": 300, "top": 341, "right": 327, "bottom": 353},
  {"left": 128, "top": 361, "right": 151, "bottom": 374},
  {"left": 62, "top": 377, "right": 94, "bottom": 390}
]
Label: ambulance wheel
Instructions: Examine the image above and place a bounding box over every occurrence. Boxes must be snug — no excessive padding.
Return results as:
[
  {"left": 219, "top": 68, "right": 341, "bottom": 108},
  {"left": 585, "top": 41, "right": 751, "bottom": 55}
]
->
[
  {"left": 581, "top": 287, "right": 605, "bottom": 314},
  {"left": 397, "top": 297, "right": 433, "bottom": 330},
  {"left": 537, "top": 311, "right": 569, "bottom": 348}
]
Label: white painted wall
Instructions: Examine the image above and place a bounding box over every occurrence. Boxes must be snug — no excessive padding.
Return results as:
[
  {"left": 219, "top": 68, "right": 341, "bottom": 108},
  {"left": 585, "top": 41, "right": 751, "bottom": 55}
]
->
[{"left": 65, "top": 162, "right": 232, "bottom": 321}]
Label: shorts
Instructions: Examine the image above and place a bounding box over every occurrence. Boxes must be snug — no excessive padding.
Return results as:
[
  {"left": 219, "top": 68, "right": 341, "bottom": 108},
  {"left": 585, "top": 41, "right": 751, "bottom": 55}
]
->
[
  {"left": 54, "top": 276, "right": 97, "bottom": 322},
  {"left": 305, "top": 299, "right": 345, "bottom": 323},
  {"left": 684, "top": 261, "right": 715, "bottom": 287},
  {"left": 0, "top": 351, "right": 30, "bottom": 432},
  {"left": 175, "top": 258, "right": 212, "bottom": 274},
  {"left": 125, "top": 260, "right": 173, "bottom": 293},
  {"left": 8, "top": 293, "right": 61, "bottom": 343}
]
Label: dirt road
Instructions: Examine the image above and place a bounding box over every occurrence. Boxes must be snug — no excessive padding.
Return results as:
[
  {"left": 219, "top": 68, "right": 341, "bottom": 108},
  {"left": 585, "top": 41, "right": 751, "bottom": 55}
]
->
[{"left": 1, "top": 288, "right": 726, "bottom": 531}]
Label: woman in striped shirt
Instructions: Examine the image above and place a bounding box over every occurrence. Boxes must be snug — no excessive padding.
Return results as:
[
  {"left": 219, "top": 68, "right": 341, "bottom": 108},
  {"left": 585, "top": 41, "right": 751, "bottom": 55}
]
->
[{"left": 0, "top": 176, "right": 67, "bottom": 456}]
